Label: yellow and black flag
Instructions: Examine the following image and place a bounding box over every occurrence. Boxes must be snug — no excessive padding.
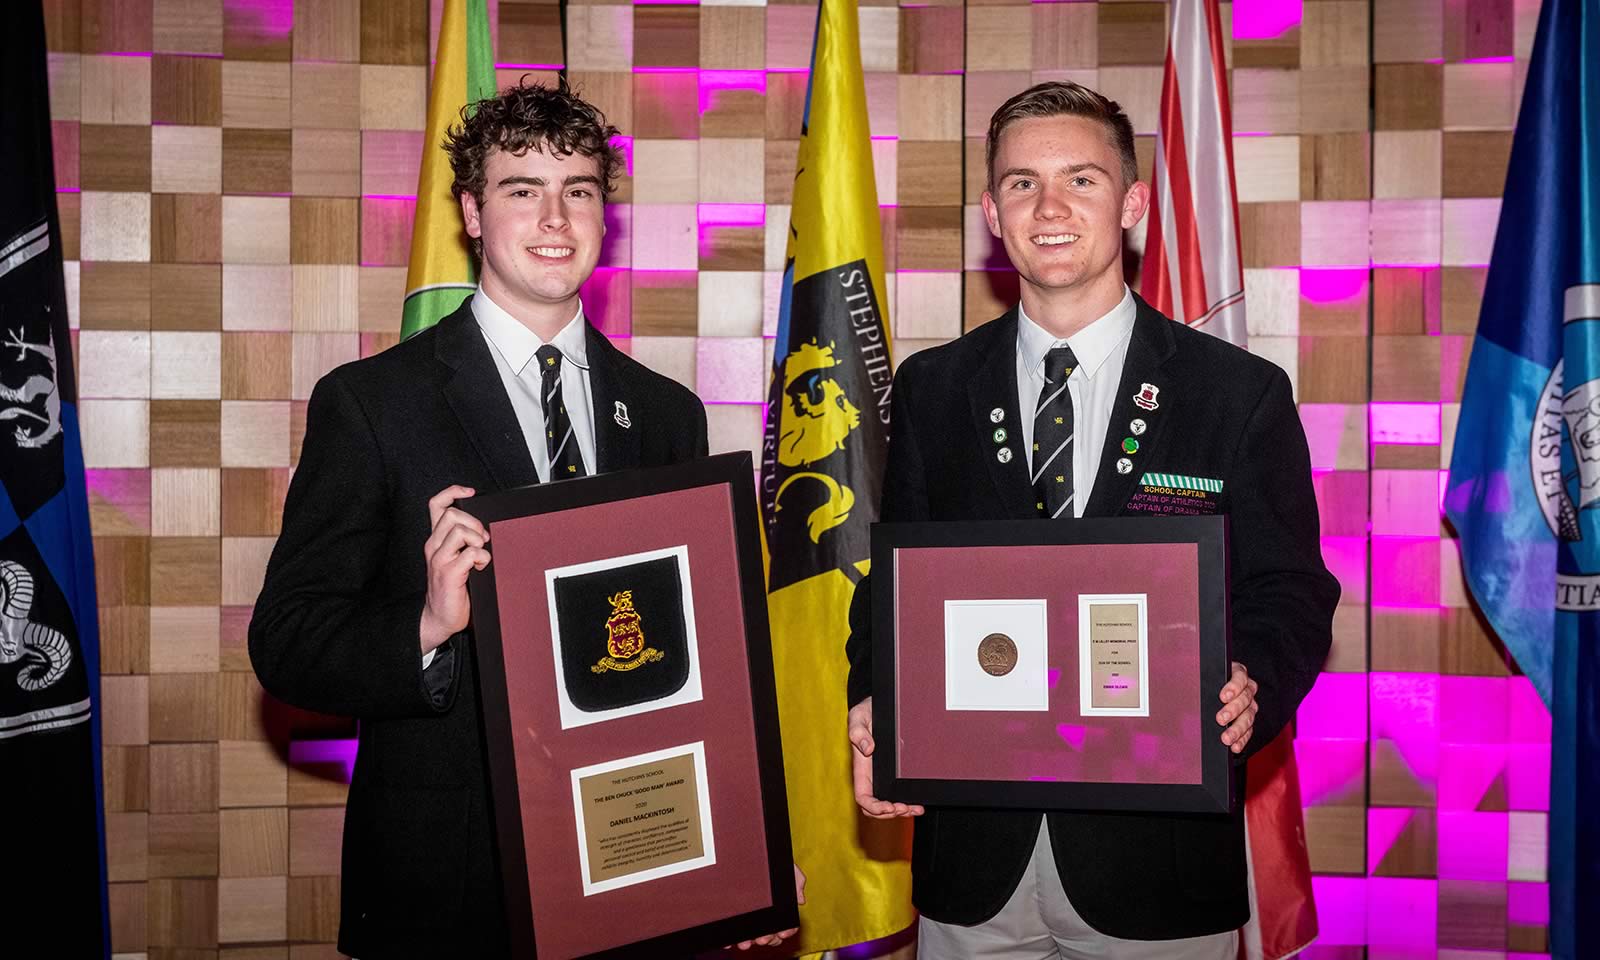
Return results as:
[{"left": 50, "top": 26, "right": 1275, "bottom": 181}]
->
[{"left": 760, "top": 0, "right": 912, "bottom": 951}]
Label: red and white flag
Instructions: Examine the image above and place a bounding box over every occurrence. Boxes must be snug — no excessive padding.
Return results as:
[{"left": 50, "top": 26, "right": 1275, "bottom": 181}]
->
[
  {"left": 1238, "top": 728, "right": 1319, "bottom": 960},
  {"left": 1144, "top": 4, "right": 1316, "bottom": 960},
  {"left": 1141, "top": 0, "right": 1248, "bottom": 347}
]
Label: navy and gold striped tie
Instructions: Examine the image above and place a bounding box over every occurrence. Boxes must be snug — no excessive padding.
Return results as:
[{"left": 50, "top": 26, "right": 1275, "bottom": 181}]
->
[
  {"left": 535, "top": 344, "right": 587, "bottom": 480},
  {"left": 1032, "top": 345, "right": 1077, "bottom": 519}
]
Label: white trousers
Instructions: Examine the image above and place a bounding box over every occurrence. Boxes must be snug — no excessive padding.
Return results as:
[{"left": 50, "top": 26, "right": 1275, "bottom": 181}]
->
[{"left": 918, "top": 823, "right": 1238, "bottom": 960}]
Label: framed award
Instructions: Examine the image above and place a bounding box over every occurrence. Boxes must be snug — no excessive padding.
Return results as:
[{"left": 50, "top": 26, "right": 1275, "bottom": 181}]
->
[
  {"left": 463, "top": 453, "right": 796, "bottom": 958},
  {"left": 871, "top": 515, "right": 1233, "bottom": 814}
]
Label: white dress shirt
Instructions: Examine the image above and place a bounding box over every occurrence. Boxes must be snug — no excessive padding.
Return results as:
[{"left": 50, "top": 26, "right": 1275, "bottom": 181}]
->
[
  {"left": 471, "top": 288, "right": 598, "bottom": 482},
  {"left": 1015, "top": 287, "right": 1137, "bottom": 519}
]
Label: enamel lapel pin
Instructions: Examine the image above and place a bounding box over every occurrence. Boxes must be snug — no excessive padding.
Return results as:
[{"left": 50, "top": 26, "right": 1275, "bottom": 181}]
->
[{"left": 1133, "top": 383, "right": 1160, "bottom": 411}]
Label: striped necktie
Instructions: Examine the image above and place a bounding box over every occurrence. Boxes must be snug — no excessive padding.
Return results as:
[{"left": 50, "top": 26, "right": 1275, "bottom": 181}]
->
[
  {"left": 535, "top": 344, "right": 586, "bottom": 480},
  {"left": 1032, "top": 345, "right": 1077, "bottom": 519}
]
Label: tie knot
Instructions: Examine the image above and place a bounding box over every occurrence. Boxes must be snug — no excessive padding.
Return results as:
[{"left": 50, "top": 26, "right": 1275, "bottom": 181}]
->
[
  {"left": 534, "top": 345, "right": 563, "bottom": 379},
  {"left": 1043, "top": 345, "right": 1077, "bottom": 384}
]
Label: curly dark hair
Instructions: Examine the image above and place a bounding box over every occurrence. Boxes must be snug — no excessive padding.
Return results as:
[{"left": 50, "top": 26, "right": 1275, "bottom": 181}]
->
[
  {"left": 444, "top": 79, "right": 624, "bottom": 254},
  {"left": 986, "top": 81, "right": 1138, "bottom": 192}
]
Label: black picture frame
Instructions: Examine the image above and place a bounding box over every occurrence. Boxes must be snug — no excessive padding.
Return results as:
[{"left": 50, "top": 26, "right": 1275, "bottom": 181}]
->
[
  {"left": 462, "top": 452, "right": 797, "bottom": 959},
  {"left": 871, "top": 515, "right": 1233, "bottom": 815}
]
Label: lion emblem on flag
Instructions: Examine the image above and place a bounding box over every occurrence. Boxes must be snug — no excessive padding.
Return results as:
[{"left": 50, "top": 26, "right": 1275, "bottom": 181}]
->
[{"left": 776, "top": 339, "right": 862, "bottom": 468}]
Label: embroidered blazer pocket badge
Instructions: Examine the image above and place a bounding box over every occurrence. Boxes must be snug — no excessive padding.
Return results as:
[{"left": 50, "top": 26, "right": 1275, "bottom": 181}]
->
[
  {"left": 552, "top": 555, "right": 691, "bottom": 711},
  {"left": 1124, "top": 472, "right": 1225, "bottom": 516}
]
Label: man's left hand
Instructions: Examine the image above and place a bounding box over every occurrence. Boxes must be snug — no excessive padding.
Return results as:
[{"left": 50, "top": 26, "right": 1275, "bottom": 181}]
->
[
  {"left": 1217, "top": 662, "right": 1259, "bottom": 754},
  {"left": 732, "top": 864, "right": 806, "bottom": 950}
]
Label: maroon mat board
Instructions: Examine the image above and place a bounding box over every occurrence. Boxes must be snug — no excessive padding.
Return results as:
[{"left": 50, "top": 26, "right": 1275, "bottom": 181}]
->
[
  {"left": 487, "top": 484, "right": 772, "bottom": 959},
  {"left": 894, "top": 542, "right": 1203, "bottom": 786}
]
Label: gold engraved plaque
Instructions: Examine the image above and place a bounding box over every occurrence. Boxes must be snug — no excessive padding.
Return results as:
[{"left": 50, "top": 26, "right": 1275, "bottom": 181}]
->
[
  {"left": 575, "top": 749, "right": 709, "bottom": 893},
  {"left": 1088, "top": 602, "right": 1143, "bottom": 709}
]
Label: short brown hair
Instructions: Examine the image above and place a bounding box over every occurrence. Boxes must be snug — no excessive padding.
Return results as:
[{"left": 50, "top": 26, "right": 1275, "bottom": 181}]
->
[
  {"left": 444, "top": 79, "right": 623, "bottom": 254},
  {"left": 985, "top": 82, "right": 1139, "bottom": 192}
]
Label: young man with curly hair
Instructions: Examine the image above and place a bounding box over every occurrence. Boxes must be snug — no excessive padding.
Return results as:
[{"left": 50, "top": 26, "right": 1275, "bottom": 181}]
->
[{"left": 249, "top": 81, "right": 740, "bottom": 956}]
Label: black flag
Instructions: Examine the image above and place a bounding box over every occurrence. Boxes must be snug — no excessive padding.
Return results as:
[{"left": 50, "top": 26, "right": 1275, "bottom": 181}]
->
[{"left": 1, "top": 3, "right": 109, "bottom": 956}]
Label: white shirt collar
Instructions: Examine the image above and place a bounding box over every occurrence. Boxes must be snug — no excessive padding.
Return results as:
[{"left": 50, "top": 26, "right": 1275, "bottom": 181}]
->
[
  {"left": 1017, "top": 286, "right": 1136, "bottom": 382},
  {"left": 470, "top": 287, "right": 590, "bottom": 376}
]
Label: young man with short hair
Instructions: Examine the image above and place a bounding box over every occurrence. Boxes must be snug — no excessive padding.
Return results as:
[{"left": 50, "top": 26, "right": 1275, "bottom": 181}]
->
[
  {"left": 249, "top": 82, "right": 722, "bottom": 956},
  {"left": 845, "top": 81, "right": 1338, "bottom": 959}
]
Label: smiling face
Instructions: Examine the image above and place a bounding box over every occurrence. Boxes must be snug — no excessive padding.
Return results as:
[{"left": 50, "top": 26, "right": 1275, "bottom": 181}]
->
[
  {"left": 981, "top": 114, "right": 1149, "bottom": 326},
  {"left": 459, "top": 142, "right": 606, "bottom": 331}
]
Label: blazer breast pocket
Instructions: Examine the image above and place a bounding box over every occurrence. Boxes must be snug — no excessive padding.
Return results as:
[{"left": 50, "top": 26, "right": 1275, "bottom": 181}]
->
[{"left": 552, "top": 555, "right": 692, "bottom": 712}]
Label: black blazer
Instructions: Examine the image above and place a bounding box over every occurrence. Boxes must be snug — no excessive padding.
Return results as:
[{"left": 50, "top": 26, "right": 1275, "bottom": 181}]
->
[
  {"left": 249, "top": 298, "right": 708, "bottom": 958},
  {"left": 845, "top": 295, "right": 1338, "bottom": 940}
]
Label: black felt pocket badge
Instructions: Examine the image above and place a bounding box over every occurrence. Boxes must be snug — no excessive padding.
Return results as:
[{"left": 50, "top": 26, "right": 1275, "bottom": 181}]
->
[{"left": 552, "top": 555, "right": 691, "bottom": 713}]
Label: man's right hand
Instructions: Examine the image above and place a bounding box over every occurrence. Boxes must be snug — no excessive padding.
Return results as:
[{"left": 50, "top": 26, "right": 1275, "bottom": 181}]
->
[
  {"left": 419, "top": 485, "right": 491, "bottom": 655},
  {"left": 847, "top": 697, "right": 924, "bottom": 820}
]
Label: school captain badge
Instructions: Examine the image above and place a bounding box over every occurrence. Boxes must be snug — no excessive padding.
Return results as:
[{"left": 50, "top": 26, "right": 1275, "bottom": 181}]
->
[{"left": 592, "top": 590, "right": 665, "bottom": 673}]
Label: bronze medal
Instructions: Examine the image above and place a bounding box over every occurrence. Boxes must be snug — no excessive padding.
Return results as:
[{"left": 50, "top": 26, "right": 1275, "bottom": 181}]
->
[{"left": 977, "top": 632, "right": 1018, "bottom": 677}]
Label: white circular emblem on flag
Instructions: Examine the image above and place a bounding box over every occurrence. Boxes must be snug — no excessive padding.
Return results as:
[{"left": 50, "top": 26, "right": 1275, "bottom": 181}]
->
[{"left": 1530, "top": 285, "right": 1600, "bottom": 610}]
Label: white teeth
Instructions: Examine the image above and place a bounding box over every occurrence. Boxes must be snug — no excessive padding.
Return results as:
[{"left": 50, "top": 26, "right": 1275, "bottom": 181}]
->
[
  {"left": 1032, "top": 234, "right": 1078, "bottom": 246},
  {"left": 531, "top": 246, "right": 574, "bottom": 257}
]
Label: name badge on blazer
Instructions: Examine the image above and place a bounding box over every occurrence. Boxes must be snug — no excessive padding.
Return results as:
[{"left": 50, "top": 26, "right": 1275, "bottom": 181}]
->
[{"left": 1123, "top": 472, "right": 1224, "bottom": 517}]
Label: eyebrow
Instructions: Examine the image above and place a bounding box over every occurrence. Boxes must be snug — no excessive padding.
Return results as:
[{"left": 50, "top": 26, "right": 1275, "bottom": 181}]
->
[
  {"left": 998, "top": 162, "right": 1114, "bottom": 183},
  {"left": 496, "top": 174, "right": 603, "bottom": 189}
]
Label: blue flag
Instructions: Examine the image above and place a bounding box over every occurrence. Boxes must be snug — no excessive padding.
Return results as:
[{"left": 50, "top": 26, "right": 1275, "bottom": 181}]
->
[
  {"left": 0, "top": 2, "right": 108, "bottom": 956},
  {"left": 1444, "top": 1, "right": 1600, "bottom": 957}
]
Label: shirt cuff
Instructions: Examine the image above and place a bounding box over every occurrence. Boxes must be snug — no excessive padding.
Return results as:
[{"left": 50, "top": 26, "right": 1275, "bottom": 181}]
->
[{"left": 421, "top": 642, "right": 457, "bottom": 708}]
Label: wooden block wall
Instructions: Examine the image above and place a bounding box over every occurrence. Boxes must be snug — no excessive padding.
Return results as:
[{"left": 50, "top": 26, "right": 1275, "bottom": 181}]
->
[{"left": 50, "top": 0, "right": 1547, "bottom": 956}]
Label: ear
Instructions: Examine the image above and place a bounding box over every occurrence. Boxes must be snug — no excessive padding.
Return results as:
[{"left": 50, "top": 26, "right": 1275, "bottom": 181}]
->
[
  {"left": 1120, "top": 179, "right": 1151, "bottom": 230},
  {"left": 460, "top": 191, "right": 483, "bottom": 240},
  {"left": 980, "top": 189, "right": 1002, "bottom": 239}
]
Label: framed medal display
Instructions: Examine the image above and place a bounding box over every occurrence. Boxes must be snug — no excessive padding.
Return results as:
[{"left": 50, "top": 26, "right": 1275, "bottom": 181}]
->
[
  {"left": 463, "top": 453, "right": 796, "bottom": 959},
  {"left": 871, "top": 516, "right": 1233, "bottom": 814}
]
